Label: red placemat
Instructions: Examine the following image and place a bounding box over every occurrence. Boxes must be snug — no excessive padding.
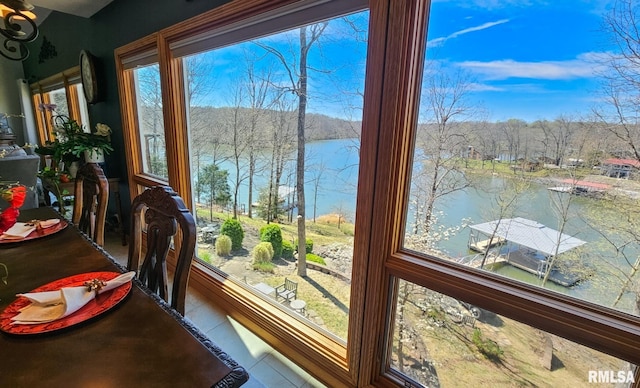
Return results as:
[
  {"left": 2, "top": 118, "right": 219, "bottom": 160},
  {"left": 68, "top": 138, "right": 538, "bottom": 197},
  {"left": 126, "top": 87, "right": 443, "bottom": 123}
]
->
[
  {"left": 0, "top": 220, "right": 68, "bottom": 244},
  {"left": 0, "top": 271, "right": 132, "bottom": 334}
]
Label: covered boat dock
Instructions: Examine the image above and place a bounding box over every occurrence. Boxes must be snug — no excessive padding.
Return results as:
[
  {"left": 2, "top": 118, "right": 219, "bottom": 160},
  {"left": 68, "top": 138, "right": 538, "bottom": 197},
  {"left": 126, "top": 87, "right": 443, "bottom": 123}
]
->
[{"left": 468, "top": 217, "right": 587, "bottom": 286}]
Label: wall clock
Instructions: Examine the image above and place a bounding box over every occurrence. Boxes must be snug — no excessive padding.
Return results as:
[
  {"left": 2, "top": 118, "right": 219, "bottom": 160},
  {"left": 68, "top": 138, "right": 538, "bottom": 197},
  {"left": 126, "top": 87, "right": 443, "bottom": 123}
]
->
[{"left": 79, "top": 50, "right": 99, "bottom": 104}]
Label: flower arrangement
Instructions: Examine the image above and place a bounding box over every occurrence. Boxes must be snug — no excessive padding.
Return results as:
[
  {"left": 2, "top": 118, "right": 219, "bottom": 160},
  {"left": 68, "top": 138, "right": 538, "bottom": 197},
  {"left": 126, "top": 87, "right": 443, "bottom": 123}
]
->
[
  {"left": 0, "top": 183, "right": 27, "bottom": 234},
  {"left": 35, "top": 104, "right": 113, "bottom": 164}
]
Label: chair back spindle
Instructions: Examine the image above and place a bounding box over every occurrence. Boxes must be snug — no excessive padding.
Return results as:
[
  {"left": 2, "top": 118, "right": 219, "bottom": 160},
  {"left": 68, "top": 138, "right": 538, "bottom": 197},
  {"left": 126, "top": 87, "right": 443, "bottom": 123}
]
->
[{"left": 72, "top": 163, "right": 108, "bottom": 246}]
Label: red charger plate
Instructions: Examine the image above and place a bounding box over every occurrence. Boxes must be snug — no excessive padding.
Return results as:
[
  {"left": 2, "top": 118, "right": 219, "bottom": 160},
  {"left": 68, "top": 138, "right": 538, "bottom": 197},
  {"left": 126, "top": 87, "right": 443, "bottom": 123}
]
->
[
  {"left": 0, "top": 271, "right": 132, "bottom": 335},
  {"left": 0, "top": 219, "right": 69, "bottom": 244}
]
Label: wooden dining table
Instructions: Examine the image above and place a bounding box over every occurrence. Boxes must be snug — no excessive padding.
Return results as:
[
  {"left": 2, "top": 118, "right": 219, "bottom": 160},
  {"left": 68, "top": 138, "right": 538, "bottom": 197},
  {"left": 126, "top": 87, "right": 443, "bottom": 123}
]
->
[{"left": 0, "top": 207, "right": 249, "bottom": 387}]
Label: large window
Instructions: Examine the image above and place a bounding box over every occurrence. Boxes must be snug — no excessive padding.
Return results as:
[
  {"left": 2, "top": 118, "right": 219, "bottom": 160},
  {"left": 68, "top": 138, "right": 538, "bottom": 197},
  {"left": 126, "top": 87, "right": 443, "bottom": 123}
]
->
[
  {"left": 31, "top": 67, "right": 90, "bottom": 145},
  {"left": 180, "top": 11, "right": 368, "bottom": 341},
  {"left": 116, "top": 0, "right": 640, "bottom": 386},
  {"left": 133, "top": 63, "right": 169, "bottom": 179}
]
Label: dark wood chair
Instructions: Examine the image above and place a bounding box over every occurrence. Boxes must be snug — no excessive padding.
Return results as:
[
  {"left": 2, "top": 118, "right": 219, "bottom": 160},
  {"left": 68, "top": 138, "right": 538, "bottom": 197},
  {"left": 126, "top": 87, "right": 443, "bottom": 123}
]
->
[
  {"left": 72, "top": 163, "right": 108, "bottom": 247},
  {"left": 128, "top": 186, "right": 196, "bottom": 315}
]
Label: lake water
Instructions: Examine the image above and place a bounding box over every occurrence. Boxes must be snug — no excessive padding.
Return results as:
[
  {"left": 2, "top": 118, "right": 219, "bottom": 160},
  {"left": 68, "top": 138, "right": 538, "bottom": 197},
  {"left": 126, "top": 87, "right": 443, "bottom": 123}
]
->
[
  {"left": 210, "top": 138, "right": 637, "bottom": 311},
  {"left": 213, "top": 138, "right": 360, "bottom": 220}
]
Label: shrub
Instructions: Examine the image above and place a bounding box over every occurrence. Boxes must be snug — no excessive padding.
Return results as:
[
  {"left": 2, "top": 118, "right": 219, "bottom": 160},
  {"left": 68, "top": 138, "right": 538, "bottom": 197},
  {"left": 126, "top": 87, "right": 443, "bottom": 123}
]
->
[
  {"left": 252, "top": 242, "right": 274, "bottom": 264},
  {"left": 220, "top": 218, "right": 244, "bottom": 251},
  {"left": 305, "top": 253, "right": 326, "bottom": 265},
  {"left": 259, "top": 224, "right": 283, "bottom": 258},
  {"left": 198, "top": 249, "right": 212, "bottom": 264},
  {"left": 294, "top": 238, "right": 314, "bottom": 254},
  {"left": 281, "top": 240, "right": 294, "bottom": 259},
  {"left": 215, "top": 235, "right": 232, "bottom": 256},
  {"left": 472, "top": 328, "right": 503, "bottom": 361},
  {"left": 252, "top": 261, "right": 275, "bottom": 273}
]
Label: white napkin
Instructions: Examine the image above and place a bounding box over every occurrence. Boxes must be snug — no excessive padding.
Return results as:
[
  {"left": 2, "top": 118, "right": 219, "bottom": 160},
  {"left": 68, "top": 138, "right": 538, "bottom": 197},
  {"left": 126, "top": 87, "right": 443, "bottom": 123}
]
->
[
  {"left": 37, "top": 219, "right": 61, "bottom": 228},
  {"left": 1, "top": 222, "right": 35, "bottom": 240},
  {"left": 11, "top": 271, "right": 135, "bottom": 324},
  {"left": 0, "top": 219, "right": 61, "bottom": 240}
]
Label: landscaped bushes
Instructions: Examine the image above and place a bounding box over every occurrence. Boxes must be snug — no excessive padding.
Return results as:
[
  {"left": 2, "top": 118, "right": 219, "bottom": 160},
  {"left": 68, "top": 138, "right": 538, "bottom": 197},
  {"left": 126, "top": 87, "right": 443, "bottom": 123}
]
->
[
  {"left": 306, "top": 253, "right": 326, "bottom": 265},
  {"left": 220, "top": 218, "right": 244, "bottom": 251},
  {"left": 281, "top": 240, "right": 294, "bottom": 259},
  {"left": 259, "top": 224, "right": 283, "bottom": 258},
  {"left": 294, "top": 238, "right": 314, "bottom": 254},
  {"left": 215, "top": 235, "right": 232, "bottom": 256},
  {"left": 252, "top": 241, "right": 274, "bottom": 262},
  {"left": 252, "top": 242, "right": 275, "bottom": 272}
]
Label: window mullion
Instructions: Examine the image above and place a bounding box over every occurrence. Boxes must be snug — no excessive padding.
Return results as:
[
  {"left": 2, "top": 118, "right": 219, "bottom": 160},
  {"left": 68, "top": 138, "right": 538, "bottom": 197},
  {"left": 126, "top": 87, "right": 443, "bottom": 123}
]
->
[
  {"left": 157, "top": 33, "right": 193, "bottom": 207},
  {"left": 358, "top": 0, "right": 431, "bottom": 385}
]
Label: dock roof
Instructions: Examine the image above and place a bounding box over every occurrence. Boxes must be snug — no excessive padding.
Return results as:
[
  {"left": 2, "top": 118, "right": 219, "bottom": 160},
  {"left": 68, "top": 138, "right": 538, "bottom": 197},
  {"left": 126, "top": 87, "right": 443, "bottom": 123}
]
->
[{"left": 469, "top": 217, "right": 586, "bottom": 256}]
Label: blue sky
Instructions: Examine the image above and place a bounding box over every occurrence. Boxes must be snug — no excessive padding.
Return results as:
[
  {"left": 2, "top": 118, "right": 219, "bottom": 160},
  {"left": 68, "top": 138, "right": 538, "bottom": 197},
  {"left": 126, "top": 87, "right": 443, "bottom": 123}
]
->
[
  {"left": 185, "top": 1, "right": 619, "bottom": 123},
  {"left": 426, "top": 0, "right": 616, "bottom": 122}
]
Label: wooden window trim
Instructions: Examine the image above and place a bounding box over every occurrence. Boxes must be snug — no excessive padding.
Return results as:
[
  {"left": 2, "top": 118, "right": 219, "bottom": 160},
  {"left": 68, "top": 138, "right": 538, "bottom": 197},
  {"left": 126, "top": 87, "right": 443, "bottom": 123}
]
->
[
  {"left": 115, "top": 34, "right": 170, "bottom": 199},
  {"left": 30, "top": 66, "right": 85, "bottom": 146},
  {"left": 114, "top": 0, "right": 640, "bottom": 386}
]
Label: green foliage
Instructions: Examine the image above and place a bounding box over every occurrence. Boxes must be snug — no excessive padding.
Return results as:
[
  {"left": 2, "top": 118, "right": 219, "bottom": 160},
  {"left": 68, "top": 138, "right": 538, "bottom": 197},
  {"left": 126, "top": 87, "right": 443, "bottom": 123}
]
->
[
  {"left": 35, "top": 115, "right": 113, "bottom": 164},
  {"left": 294, "top": 238, "right": 314, "bottom": 254},
  {"left": 472, "top": 328, "right": 504, "bottom": 361},
  {"left": 306, "top": 253, "right": 326, "bottom": 265},
  {"left": 255, "top": 187, "right": 286, "bottom": 221},
  {"left": 281, "top": 240, "right": 294, "bottom": 259},
  {"left": 426, "top": 308, "right": 445, "bottom": 321},
  {"left": 259, "top": 224, "right": 283, "bottom": 258},
  {"left": 252, "top": 242, "right": 274, "bottom": 264},
  {"left": 198, "top": 250, "right": 212, "bottom": 263},
  {"left": 215, "top": 235, "right": 232, "bottom": 256},
  {"left": 197, "top": 164, "right": 231, "bottom": 207},
  {"left": 252, "top": 261, "right": 275, "bottom": 273},
  {"left": 220, "top": 218, "right": 244, "bottom": 250}
]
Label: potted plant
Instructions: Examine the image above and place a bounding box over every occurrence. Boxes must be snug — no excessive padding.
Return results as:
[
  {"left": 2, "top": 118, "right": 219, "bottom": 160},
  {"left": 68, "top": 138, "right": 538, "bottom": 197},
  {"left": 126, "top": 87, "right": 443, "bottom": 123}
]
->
[
  {"left": 35, "top": 105, "right": 113, "bottom": 166},
  {"left": 35, "top": 115, "right": 84, "bottom": 167},
  {"left": 77, "top": 122, "right": 113, "bottom": 163}
]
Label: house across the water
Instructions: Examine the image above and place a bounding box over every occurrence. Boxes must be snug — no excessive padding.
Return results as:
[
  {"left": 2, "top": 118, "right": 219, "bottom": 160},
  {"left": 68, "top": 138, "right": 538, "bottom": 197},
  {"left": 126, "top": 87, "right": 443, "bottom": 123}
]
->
[{"left": 600, "top": 158, "right": 640, "bottom": 179}]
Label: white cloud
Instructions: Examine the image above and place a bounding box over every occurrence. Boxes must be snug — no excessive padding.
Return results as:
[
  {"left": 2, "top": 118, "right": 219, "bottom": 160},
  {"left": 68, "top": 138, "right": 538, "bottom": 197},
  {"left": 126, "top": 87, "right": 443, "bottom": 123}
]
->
[
  {"left": 432, "top": 0, "right": 538, "bottom": 9},
  {"left": 457, "top": 52, "right": 608, "bottom": 80},
  {"left": 468, "top": 83, "right": 504, "bottom": 92},
  {"left": 428, "top": 19, "right": 510, "bottom": 47}
]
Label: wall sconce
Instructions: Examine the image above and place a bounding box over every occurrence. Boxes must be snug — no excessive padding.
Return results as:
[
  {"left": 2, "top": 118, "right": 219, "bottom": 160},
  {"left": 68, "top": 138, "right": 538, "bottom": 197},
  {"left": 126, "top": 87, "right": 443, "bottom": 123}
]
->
[{"left": 0, "top": 0, "right": 38, "bottom": 61}]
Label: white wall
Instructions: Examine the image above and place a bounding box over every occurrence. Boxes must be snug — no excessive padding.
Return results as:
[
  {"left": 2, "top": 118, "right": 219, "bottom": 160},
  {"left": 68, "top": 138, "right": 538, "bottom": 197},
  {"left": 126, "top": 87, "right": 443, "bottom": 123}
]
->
[{"left": 0, "top": 58, "right": 27, "bottom": 145}]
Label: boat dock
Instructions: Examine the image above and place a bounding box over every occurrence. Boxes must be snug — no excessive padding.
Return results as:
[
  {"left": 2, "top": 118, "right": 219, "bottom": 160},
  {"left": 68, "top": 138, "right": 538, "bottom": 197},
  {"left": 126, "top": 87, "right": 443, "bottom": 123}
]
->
[
  {"left": 457, "top": 253, "right": 507, "bottom": 269},
  {"left": 504, "top": 249, "right": 582, "bottom": 287},
  {"left": 469, "top": 237, "right": 505, "bottom": 253},
  {"left": 466, "top": 217, "right": 588, "bottom": 287}
]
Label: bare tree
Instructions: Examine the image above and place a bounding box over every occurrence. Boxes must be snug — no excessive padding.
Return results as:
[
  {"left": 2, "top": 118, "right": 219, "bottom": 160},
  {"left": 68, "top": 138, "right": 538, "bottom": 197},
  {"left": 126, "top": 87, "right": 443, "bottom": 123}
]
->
[
  {"left": 538, "top": 116, "right": 576, "bottom": 167},
  {"left": 309, "top": 158, "right": 327, "bottom": 223},
  {"left": 500, "top": 119, "right": 526, "bottom": 163},
  {"left": 243, "top": 59, "right": 274, "bottom": 218},
  {"left": 595, "top": 0, "right": 640, "bottom": 161},
  {"left": 184, "top": 55, "right": 224, "bottom": 206},
  {"left": 136, "top": 65, "right": 166, "bottom": 178},
  {"left": 256, "top": 22, "right": 329, "bottom": 276},
  {"left": 227, "top": 88, "right": 250, "bottom": 219},
  {"left": 412, "top": 67, "right": 475, "bottom": 235},
  {"left": 266, "top": 97, "right": 296, "bottom": 223}
]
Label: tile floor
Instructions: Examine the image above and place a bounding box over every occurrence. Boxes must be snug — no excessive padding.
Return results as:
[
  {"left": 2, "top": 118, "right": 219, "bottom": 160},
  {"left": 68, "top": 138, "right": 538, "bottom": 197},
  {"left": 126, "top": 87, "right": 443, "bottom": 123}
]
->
[{"left": 103, "top": 230, "right": 326, "bottom": 388}]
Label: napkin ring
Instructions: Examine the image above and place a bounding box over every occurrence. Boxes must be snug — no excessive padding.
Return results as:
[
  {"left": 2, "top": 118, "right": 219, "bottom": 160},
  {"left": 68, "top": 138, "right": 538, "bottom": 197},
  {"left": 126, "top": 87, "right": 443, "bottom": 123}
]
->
[
  {"left": 84, "top": 279, "right": 107, "bottom": 296},
  {"left": 25, "top": 220, "right": 43, "bottom": 230}
]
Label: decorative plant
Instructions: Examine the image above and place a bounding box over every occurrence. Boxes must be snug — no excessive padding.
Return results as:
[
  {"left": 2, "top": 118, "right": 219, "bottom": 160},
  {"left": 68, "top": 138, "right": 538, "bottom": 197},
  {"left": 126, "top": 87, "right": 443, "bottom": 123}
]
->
[
  {"left": 0, "top": 182, "right": 27, "bottom": 234},
  {"left": 220, "top": 218, "right": 244, "bottom": 251},
  {"left": 34, "top": 104, "right": 113, "bottom": 164},
  {"left": 37, "top": 167, "right": 71, "bottom": 217}
]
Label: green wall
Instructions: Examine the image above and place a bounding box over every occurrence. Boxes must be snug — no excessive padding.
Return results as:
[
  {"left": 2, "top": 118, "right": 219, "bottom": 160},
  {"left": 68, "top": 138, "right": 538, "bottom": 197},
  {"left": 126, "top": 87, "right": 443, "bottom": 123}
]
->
[{"left": 22, "top": 0, "right": 232, "bottom": 224}]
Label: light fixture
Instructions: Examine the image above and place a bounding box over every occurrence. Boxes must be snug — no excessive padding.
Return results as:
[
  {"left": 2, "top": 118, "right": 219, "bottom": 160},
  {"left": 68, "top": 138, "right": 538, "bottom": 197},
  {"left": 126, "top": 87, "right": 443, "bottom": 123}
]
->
[{"left": 0, "top": 0, "right": 38, "bottom": 61}]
